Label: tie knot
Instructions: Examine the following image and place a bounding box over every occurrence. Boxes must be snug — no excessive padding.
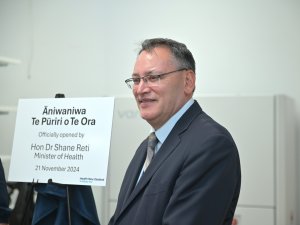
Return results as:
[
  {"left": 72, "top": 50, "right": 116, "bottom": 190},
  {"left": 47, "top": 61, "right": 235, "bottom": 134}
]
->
[{"left": 147, "top": 132, "right": 158, "bottom": 151}]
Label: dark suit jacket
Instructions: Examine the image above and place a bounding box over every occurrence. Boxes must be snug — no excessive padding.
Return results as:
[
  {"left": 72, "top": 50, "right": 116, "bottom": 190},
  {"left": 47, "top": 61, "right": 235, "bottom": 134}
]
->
[{"left": 109, "top": 101, "right": 241, "bottom": 225}]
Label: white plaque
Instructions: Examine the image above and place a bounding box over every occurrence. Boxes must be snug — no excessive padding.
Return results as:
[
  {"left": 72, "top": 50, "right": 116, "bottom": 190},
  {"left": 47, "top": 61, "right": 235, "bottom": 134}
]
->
[{"left": 8, "top": 97, "right": 114, "bottom": 186}]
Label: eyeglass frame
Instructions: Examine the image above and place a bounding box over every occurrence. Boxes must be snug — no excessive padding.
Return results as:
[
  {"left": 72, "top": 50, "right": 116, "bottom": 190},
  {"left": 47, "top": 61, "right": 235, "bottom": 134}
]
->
[{"left": 125, "top": 68, "right": 187, "bottom": 89}]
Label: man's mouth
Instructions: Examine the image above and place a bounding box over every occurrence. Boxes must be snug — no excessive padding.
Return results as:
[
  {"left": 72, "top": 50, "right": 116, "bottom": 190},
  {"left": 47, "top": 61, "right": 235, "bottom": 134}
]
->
[{"left": 138, "top": 98, "right": 156, "bottom": 106}]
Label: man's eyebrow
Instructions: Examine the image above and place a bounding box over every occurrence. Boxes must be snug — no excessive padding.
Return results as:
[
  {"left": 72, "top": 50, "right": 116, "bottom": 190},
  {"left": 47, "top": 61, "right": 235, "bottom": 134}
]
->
[{"left": 132, "top": 70, "right": 159, "bottom": 77}]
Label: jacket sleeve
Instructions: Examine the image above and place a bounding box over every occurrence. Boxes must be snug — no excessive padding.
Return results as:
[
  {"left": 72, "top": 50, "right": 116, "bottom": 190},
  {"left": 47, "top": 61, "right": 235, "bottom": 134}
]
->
[{"left": 162, "top": 134, "right": 241, "bottom": 225}]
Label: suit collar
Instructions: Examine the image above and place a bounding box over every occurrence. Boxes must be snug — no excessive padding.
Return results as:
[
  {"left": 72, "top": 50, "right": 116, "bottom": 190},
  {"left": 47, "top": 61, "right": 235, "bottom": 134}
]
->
[{"left": 155, "top": 98, "right": 195, "bottom": 145}]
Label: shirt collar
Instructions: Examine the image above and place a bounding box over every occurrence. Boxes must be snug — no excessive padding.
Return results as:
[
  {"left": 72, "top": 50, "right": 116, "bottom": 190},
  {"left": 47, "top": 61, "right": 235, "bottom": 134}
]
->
[{"left": 154, "top": 98, "right": 194, "bottom": 145}]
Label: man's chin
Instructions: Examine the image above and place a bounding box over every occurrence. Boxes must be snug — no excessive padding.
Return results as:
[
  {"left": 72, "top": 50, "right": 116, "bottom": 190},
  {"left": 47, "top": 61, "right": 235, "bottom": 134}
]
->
[{"left": 140, "top": 112, "right": 154, "bottom": 122}]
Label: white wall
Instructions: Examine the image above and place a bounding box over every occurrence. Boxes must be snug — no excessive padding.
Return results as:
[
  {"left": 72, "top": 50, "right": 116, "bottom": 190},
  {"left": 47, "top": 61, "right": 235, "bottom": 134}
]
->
[{"left": 0, "top": 0, "right": 299, "bottom": 222}]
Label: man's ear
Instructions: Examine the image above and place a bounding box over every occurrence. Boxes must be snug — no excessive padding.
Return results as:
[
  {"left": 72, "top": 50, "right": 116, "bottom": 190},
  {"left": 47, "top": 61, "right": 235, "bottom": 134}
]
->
[{"left": 184, "top": 70, "right": 196, "bottom": 94}]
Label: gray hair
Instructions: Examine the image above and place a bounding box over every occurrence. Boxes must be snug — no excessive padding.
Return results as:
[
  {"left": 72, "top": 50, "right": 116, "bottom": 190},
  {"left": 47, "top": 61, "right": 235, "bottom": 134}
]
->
[{"left": 138, "top": 38, "right": 196, "bottom": 73}]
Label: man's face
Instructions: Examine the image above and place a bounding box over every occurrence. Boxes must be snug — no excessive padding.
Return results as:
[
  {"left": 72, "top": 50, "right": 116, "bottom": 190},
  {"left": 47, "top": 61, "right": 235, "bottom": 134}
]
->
[{"left": 132, "top": 47, "right": 192, "bottom": 129}]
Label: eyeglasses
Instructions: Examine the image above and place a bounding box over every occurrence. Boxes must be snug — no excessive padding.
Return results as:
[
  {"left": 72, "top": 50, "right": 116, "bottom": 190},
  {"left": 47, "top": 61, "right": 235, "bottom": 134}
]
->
[{"left": 125, "top": 68, "right": 187, "bottom": 89}]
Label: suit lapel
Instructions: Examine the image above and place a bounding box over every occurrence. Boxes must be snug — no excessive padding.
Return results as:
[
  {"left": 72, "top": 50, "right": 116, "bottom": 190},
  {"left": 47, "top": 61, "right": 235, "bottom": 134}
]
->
[
  {"left": 121, "top": 141, "right": 147, "bottom": 205},
  {"left": 124, "top": 133, "right": 181, "bottom": 204}
]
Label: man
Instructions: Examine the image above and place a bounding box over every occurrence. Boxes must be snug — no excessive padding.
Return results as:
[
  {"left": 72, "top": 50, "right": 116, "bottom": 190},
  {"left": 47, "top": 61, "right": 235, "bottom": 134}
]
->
[
  {"left": 109, "top": 38, "right": 241, "bottom": 225},
  {"left": 0, "top": 158, "right": 11, "bottom": 225}
]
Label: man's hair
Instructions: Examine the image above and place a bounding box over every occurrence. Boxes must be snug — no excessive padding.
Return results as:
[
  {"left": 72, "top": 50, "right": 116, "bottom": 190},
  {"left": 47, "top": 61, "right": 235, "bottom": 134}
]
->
[{"left": 138, "top": 38, "right": 196, "bottom": 73}]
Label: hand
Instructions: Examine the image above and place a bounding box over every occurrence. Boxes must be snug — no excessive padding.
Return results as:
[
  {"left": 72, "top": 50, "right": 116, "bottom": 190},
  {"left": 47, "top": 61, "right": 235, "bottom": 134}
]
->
[
  {"left": 0, "top": 223, "right": 9, "bottom": 225},
  {"left": 232, "top": 217, "right": 238, "bottom": 225}
]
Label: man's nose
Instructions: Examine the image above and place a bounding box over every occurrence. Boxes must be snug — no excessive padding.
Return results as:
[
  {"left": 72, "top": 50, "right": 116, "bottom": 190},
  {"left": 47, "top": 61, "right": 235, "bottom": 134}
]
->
[{"left": 135, "top": 79, "right": 149, "bottom": 93}]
